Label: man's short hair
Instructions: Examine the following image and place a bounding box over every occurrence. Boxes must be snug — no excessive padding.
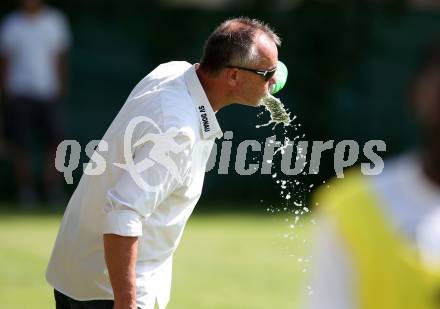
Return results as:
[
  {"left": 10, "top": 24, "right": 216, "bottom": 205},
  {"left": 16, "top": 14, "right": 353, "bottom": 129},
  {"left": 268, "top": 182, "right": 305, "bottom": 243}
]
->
[{"left": 200, "top": 17, "right": 281, "bottom": 75}]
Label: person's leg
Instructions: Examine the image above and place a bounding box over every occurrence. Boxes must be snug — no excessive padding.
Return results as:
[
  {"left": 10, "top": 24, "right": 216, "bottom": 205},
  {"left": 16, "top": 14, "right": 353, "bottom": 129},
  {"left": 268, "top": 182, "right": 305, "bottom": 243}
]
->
[
  {"left": 38, "top": 99, "right": 66, "bottom": 206},
  {"left": 3, "top": 97, "right": 38, "bottom": 207}
]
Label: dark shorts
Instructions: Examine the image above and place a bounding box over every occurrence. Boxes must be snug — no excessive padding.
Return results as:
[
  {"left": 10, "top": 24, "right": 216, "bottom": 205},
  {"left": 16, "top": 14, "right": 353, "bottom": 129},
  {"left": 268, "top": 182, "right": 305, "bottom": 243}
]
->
[
  {"left": 3, "top": 96, "right": 64, "bottom": 149},
  {"left": 54, "top": 290, "right": 142, "bottom": 309},
  {"left": 54, "top": 290, "right": 114, "bottom": 309}
]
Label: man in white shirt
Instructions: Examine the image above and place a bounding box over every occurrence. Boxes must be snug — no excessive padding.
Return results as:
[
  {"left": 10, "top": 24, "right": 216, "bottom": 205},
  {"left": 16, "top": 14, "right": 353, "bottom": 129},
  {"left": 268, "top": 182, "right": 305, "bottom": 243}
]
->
[
  {"left": 0, "top": 0, "right": 71, "bottom": 206},
  {"left": 46, "top": 17, "right": 281, "bottom": 309}
]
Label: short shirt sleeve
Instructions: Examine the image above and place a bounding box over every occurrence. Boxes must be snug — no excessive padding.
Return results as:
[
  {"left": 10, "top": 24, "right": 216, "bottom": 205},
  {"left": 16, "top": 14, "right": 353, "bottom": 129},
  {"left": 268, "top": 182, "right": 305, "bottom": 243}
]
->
[
  {"left": 50, "top": 10, "right": 71, "bottom": 52},
  {"left": 103, "top": 128, "right": 195, "bottom": 237}
]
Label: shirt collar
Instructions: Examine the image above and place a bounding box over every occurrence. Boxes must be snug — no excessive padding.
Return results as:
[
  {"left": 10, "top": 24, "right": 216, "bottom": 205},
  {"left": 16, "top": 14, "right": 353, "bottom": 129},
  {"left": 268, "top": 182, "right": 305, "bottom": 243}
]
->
[{"left": 184, "top": 64, "right": 223, "bottom": 140}]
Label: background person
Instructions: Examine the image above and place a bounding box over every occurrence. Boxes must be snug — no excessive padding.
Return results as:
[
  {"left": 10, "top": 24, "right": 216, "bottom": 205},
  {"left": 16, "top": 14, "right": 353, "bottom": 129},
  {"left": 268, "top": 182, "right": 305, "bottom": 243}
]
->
[
  {"left": 46, "top": 17, "right": 281, "bottom": 309},
  {"left": 307, "top": 40, "right": 440, "bottom": 309},
  {"left": 0, "top": 0, "right": 71, "bottom": 207}
]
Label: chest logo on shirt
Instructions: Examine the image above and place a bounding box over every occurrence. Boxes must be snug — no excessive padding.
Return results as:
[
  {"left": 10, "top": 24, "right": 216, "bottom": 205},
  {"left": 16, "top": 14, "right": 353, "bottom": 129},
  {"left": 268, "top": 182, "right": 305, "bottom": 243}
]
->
[{"left": 198, "top": 105, "right": 211, "bottom": 133}]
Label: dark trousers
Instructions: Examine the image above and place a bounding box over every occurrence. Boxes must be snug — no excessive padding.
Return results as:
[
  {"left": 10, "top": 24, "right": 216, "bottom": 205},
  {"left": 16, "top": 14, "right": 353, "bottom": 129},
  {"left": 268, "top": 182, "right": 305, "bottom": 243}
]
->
[{"left": 54, "top": 290, "right": 115, "bottom": 309}]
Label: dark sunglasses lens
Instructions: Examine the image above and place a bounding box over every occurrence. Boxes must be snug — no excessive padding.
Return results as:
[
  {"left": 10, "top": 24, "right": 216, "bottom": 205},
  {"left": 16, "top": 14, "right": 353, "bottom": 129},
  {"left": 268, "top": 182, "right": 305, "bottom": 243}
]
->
[{"left": 265, "top": 70, "right": 276, "bottom": 81}]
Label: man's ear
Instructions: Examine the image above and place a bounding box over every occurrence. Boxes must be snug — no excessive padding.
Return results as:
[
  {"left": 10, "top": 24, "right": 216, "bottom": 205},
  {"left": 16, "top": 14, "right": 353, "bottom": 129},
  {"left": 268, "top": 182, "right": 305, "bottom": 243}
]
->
[{"left": 225, "top": 68, "right": 239, "bottom": 87}]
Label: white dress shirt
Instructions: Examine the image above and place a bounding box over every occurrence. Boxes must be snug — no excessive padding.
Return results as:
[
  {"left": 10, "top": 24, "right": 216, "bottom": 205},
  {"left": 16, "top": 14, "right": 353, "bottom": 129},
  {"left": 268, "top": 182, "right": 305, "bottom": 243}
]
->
[
  {"left": 46, "top": 61, "right": 222, "bottom": 309},
  {"left": 308, "top": 154, "right": 440, "bottom": 309},
  {"left": 0, "top": 7, "right": 71, "bottom": 100}
]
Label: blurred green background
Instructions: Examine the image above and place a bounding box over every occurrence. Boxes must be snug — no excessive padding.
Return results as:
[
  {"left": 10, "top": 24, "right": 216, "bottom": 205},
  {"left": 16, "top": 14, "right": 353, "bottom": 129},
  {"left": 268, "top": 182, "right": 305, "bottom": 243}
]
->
[{"left": 0, "top": 207, "right": 311, "bottom": 309}]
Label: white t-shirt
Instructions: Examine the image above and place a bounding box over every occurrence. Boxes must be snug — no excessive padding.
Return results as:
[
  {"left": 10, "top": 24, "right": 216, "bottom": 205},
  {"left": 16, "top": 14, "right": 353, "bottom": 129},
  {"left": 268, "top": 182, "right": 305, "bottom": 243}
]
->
[
  {"left": 0, "top": 7, "right": 71, "bottom": 100},
  {"left": 307, "top": 154, "right": 440, "bottom": 309},
  {"left": 46, "top": 62, "right": 223, "bottom": 309}
]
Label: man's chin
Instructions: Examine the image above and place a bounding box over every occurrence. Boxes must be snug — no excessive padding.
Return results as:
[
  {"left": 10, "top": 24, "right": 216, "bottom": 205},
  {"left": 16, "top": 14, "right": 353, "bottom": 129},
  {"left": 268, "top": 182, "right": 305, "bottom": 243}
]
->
[
  {"left": 237, "top": 100, "right": 261, "bottom": 107},
  {"left": 237, "top": 93, "right": 269, "bottom": 107},
  {"left": 251, "top": 100, "right": 262, "bottom": 107},
  {"left": 256, "top": 93, "right": 270, "bottom": 107}
]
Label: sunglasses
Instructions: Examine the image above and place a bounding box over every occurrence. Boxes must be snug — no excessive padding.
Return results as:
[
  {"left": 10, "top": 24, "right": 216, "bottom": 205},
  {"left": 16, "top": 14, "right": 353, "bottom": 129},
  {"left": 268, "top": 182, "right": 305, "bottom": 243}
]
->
[{"left": 225, "top": 65, "right": 277, "bottom": 82}]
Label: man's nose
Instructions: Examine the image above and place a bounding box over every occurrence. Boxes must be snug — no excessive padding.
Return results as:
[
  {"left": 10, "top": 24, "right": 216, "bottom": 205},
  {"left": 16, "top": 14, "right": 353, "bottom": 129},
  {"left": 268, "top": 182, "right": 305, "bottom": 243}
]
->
[
  {"left": 269, "top": 74, "right": 276, "bottom": 85},
  {"left": 268, "top": 76, "right": 276, "bottom": 92}
]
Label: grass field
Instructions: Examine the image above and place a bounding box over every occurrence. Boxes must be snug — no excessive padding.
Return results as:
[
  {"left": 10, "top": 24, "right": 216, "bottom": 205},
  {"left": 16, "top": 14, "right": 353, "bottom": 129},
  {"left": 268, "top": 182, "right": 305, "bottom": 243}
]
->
[{"left": 0, "top": 209, "right": 312, "bottom": 309}]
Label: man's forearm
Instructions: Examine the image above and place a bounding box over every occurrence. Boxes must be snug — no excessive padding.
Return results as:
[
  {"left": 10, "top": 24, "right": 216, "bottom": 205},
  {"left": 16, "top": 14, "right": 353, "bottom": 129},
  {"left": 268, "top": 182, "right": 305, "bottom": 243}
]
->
[{"left": 103, "top": 234, "right": 138, "bottom": 308}]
